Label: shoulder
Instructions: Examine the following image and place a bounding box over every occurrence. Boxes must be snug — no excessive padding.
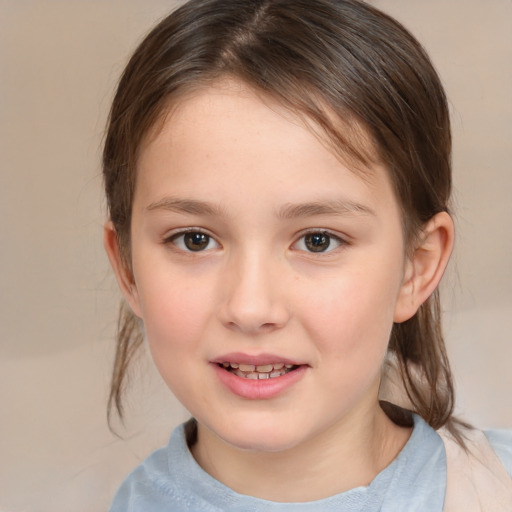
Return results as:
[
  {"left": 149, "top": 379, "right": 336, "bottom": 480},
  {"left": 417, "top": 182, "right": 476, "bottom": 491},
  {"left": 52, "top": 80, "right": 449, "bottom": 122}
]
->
[
  {"left": 109, "top": 444, "right": 174, "bottom": 512},
  {"left": 485, "top": 428, "right": 512, "bottom": 478},
  {"left": 378, "top": 415, "right": 447, "bottom": 509},
  {"left": 109, "top": 424, "right": 198, "bottom": 512}
]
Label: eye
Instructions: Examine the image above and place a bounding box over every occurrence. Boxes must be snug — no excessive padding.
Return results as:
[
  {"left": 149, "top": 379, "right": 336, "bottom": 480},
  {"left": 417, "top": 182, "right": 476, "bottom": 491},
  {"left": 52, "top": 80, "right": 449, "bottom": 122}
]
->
[
  {"left": 294, "top": 231, "right": 344, "bottom": 253},
  {"left": 168, "top": 230, "right": 220, "bottom": 252}
]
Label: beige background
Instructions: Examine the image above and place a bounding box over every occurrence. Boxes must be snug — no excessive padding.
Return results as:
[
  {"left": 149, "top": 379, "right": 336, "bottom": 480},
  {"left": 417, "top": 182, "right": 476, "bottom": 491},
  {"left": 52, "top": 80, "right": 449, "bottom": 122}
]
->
[{"left": 0, "top": 1, "right": 510, "bottom": 510}]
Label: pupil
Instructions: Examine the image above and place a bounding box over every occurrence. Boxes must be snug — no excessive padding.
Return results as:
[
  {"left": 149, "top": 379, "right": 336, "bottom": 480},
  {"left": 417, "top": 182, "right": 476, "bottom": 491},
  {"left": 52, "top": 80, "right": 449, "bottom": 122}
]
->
[
  {"left": 305, "top": 233, "right": 330, "bottom": 252},
  {"left": 184, "top": 232, "right": 209, "bottom": 251}
]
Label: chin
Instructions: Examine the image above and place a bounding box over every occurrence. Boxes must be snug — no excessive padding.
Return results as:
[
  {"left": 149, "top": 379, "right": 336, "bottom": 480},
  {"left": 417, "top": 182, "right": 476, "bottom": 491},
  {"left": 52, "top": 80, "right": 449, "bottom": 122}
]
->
[{"left": 214, "top": 417, "right": 308, "bottom": 453}]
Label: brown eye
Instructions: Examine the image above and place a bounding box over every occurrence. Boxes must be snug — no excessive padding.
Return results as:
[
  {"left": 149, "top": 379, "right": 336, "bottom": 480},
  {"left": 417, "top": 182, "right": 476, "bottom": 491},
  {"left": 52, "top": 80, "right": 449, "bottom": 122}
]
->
[
  {"left": 293, "top": 231, "right": 344, "bottom": 254},
  {"left": 169, "top": 231, "right": 219, "bottom": 252},
  {"left": 183, "top": 232, "right": 210, "bottom": 251},
  {"left": 304, "top": 232, "right": 332, "bottom": 252}
]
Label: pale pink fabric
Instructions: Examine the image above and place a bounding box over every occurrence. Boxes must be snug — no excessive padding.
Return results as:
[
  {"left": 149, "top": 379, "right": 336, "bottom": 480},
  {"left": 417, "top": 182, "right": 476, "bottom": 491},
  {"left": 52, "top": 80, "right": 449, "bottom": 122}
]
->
[{"left": 439, "top": 428, "right": 512, "bottom": 511}]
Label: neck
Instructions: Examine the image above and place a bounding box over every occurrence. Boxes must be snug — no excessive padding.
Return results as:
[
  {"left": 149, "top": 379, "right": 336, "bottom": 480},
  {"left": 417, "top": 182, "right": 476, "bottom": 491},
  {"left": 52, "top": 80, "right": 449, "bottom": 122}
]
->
[{"left": 191, "top": 404, "right": 412, "bottom": 502}]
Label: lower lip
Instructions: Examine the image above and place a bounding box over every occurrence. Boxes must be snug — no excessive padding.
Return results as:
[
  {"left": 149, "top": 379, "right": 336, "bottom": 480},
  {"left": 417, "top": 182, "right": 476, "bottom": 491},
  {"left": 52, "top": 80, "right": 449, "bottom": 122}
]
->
[{"left": 212, "top": 363, "right": 308, "bottom": 400}]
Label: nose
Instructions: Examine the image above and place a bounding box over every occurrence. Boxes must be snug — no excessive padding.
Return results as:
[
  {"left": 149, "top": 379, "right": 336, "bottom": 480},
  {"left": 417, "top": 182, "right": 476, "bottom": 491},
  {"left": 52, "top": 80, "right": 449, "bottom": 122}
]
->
[{"left": 219, "top": 250, "right": 290, "bottom": 335}]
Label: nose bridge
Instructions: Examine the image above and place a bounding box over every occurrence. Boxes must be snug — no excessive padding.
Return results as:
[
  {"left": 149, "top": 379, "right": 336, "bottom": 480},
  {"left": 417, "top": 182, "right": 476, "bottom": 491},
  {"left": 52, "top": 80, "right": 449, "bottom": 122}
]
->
[{"left": 220, "top": 244, "right": 289, "bottom": 333}]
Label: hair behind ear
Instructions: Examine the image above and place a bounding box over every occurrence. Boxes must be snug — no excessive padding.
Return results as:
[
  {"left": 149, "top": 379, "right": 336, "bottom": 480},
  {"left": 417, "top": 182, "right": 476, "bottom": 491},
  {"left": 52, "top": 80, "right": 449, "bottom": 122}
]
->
[
  {"left": 387, "top": 297, "right": 472, "bottom": 444},
  {"left": 383, "top": 211, "right": 469, "bottom": 439},
  {"left": 107, "top": 301, "right": 144, "bottom": 432},
  {"left": 388, "top": 291, "right": 453, "bottom": 428}
]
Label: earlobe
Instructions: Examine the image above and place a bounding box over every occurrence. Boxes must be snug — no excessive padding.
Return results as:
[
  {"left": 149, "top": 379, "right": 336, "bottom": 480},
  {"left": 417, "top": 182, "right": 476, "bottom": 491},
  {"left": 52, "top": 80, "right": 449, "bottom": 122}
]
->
[
  {"left": 103, "top": 222, "right": 142, "bottom": 318},
  {"left": 394, "top": 212, "right": 454, "bottom": 323}
]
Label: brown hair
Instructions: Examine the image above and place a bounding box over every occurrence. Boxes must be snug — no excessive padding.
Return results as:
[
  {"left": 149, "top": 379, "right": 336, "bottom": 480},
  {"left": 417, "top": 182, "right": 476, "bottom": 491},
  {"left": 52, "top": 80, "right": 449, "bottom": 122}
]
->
[{"left": 103, "top": 0, "right": 457, "bottom": 432}]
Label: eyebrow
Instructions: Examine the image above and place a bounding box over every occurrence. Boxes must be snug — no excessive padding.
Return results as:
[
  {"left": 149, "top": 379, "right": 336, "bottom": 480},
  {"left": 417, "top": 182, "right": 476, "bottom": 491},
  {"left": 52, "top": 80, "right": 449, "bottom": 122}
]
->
[
  {"left": 145, "top": 197, "right": 227, "bottom": 216},
  {"left": 145, "top": 196, "right": 375, "bottom": 219},
  {"left": 277, "top": 200, "right": 375, "bottom": 219}
]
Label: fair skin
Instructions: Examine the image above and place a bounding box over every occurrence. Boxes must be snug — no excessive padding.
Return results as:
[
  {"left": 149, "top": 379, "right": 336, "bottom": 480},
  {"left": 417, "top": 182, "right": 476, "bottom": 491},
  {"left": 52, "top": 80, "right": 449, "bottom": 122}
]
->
[{"left": 105, "top": 80, "right": 454, "bottom": 502}]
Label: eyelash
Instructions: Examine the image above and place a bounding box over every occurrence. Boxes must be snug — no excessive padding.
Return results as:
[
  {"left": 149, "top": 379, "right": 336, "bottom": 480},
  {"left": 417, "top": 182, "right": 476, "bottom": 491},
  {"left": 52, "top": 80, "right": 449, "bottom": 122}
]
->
[
  {"left": 163, "top": 229, "right": 347, "bottom": 254},
  {"left": 292, "top": 230, "right": 347, "bottom": 254},
  {"left": 164, "top": 228, "right": 220, "bottom": 253}
]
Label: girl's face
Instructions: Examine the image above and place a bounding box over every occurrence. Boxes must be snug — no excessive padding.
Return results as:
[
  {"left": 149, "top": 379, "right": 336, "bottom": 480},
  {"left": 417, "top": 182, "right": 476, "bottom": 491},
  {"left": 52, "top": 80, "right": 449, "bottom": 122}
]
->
[{"left": 126, "top": 80, "right": 412, "bottom": 453}]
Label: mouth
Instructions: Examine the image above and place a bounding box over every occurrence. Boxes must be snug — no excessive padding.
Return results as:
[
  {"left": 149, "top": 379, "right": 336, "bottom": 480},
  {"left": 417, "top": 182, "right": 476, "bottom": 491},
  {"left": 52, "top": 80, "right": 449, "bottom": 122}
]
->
[
  {"left": 213, "top": 356, "right": 308, "bottom": 399},
  {"left": 217, "top": 362, "right": 299, "bottom": 380}
]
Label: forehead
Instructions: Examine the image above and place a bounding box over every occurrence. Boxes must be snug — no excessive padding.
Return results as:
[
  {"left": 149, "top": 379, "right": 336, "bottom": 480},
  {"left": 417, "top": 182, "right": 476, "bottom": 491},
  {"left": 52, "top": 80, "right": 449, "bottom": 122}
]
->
[
  {"left": 136, "top": 80, "right": 397, "bottom": 215},
  {"left": 142, "top": 78, "right": 379, "bottom": 174}
]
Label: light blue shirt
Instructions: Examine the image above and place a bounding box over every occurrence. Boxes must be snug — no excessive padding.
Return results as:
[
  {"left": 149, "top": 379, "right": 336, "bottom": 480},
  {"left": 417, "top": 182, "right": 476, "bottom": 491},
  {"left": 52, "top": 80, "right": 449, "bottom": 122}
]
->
[{"left": 110, "top": 415, "right": 512, "bottom": 511}]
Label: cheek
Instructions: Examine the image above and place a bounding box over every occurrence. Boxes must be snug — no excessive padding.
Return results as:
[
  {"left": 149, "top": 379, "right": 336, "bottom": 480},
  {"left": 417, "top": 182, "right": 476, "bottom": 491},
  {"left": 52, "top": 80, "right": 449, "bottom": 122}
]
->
[
  {"left": 300, "top": 276, "right": 397, "bottom": 413},
  {"left": 297, "top": 266, "right": 400, "bottom": 362},
  {"left": 135, "top": 275, "right": 216, "bottom": 408},
  {"left": 134, "top": 267, "right": 213, "bottom": 363}
]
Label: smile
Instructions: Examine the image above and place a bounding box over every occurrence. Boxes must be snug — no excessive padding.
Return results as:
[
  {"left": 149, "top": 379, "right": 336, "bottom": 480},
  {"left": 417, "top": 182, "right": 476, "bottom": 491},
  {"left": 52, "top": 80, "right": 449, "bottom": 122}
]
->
[
  {"left": 218, "top": 362, "right": 298, "bottom": 380},
  {"left": 213, "top": 358, "right": 307, "bottom": 399}
]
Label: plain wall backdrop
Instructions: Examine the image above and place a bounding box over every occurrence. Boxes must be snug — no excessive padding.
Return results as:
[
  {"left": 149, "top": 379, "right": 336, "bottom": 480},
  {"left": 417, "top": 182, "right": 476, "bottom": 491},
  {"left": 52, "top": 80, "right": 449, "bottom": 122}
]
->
[{"left": 0, "top": 1, "right": 511, "bottom": 510}]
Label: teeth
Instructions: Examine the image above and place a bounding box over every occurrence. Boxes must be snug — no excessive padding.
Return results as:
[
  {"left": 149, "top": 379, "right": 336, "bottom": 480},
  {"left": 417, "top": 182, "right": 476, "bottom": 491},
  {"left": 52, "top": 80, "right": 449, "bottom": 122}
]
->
[
  {"left": 256, "top": 364, "right": 273, "bottom": 373},
  {"left": 221, "top": 361, "right": 297, "bottom": 380}
]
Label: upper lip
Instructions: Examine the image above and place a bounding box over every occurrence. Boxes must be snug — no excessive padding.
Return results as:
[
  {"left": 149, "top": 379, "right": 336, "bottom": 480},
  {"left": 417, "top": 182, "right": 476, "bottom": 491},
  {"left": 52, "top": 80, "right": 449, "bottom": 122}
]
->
[{"left": 211, "top": 352, "right": 305, "bottom": 367}]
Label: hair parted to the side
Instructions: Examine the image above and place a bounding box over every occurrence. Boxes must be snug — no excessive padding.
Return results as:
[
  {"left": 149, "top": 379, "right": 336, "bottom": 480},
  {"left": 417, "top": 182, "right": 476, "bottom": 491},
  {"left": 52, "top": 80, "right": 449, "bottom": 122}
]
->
[{"left": 103, "top": 0, "right": 459, "bottom": 434}]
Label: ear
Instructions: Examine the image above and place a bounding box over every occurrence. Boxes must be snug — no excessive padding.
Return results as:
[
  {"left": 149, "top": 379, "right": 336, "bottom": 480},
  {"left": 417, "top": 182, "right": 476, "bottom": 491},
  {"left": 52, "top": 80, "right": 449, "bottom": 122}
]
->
[
  {"left": 394, "top": 211, "right": 454, "bottom": 323},
  {"left": 103, "top": 221, "right": 142, "bottom": 318}
]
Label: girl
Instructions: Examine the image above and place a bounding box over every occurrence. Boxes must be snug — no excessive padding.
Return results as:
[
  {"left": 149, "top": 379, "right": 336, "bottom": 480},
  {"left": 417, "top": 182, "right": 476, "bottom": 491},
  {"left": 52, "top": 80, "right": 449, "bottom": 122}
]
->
[{"left": 102, "top": 0, "right": 512, "bottom": 510}]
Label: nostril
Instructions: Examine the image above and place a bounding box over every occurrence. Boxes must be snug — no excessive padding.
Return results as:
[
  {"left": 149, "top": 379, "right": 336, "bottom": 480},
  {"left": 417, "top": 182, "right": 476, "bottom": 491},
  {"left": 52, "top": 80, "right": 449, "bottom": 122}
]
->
[
  {"left": 224, "top": 319, "right": 283, "bottom": 334},
  {"left": 260, "top": 322, "right": 280, "bottom": 332}
]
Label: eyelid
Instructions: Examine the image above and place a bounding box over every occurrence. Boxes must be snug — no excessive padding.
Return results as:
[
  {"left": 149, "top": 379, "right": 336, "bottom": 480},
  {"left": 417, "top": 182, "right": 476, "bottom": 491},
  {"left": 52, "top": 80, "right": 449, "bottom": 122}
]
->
[
  {"left": 163, "top": 227, "right": 221, "bottom": 252},
  {"left": 292, "top": 229, "right": 348, "bottom": 253}
]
